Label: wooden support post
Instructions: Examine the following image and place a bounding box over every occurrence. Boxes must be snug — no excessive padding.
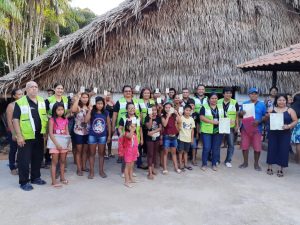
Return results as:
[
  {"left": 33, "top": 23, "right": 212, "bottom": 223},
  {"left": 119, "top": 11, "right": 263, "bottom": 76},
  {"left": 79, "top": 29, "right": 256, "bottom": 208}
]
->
[{"left": 272, "top": 71, "right": 277, "bottom": 87}]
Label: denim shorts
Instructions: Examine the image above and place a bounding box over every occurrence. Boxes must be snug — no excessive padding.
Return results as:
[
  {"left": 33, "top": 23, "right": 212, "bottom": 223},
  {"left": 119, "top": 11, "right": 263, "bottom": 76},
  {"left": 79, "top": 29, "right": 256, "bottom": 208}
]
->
[
  {"left": 191, "top": 138, "right": 199, "bottom": 149},
  {"left": 88, "top": 135, "right": 107, "bottom": 145},
  {"left": 74, "top": 134, "right": 88, "bottom": 145},
  {"left": 163, "top": 135, "right": 178, "bottom": 149},
  {"left": 178, "top": 140, "right": 191, "bottom": 152}
]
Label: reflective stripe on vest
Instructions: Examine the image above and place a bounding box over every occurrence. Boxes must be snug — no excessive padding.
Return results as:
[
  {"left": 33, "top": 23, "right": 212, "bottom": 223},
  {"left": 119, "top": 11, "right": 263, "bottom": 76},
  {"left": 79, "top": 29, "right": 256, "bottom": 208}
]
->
[
  {"left": 139, "top": 99, "right": 155, "bottom": 125},
  {"left": 200, "top": 104, "right": 224, "bottom": 134},
  {"left": 217, "top": 98, "right": 237, "bottom": 128},
  {"left": 47, "top": 95, "right": 68, "bottom": 115},
  {"left": 16, "top": 96, "right": 48, "bottom": 140},
  {"left": 194, "top": 96, "right": 208, "bottom": 113},
  {"left": 116, "top": 97, "right": 140, "bottom": 128},
  {"left": 121, "top": 116, "right": 141, "bottom": 144}
]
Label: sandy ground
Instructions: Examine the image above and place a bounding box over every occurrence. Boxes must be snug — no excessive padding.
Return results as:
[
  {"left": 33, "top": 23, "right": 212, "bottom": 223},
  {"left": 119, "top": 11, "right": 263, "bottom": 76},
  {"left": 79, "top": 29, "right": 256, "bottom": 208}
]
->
[{"left": 0, "top": 149, "right": 300, "bottom": 225}]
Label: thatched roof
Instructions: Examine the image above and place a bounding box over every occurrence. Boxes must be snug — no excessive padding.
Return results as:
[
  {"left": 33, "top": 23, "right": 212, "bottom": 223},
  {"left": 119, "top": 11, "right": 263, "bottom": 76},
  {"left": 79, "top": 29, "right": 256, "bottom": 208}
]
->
[{"left": 1, "top": 0, "right": 300, "bottom": 95}]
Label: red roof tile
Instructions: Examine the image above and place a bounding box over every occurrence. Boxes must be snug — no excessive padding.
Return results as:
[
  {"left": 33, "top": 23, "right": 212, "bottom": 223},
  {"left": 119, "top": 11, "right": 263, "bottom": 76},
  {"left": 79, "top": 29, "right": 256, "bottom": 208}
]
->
[{"left": 237, "top": 43, "right": 300, "bottom": 71}]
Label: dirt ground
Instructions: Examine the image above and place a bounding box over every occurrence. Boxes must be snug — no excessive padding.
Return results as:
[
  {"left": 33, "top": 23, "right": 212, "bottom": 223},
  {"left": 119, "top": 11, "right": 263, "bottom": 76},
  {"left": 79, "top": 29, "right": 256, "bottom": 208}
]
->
[{"left": 0, "top": 147, "right": 300, "bottom": 225}]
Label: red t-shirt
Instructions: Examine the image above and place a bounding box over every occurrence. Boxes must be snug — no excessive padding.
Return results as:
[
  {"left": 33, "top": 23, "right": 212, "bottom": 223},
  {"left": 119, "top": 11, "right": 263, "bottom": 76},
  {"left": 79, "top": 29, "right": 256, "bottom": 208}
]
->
[{"left": 163, "top": 115, "right": 178, "bottom": 135}]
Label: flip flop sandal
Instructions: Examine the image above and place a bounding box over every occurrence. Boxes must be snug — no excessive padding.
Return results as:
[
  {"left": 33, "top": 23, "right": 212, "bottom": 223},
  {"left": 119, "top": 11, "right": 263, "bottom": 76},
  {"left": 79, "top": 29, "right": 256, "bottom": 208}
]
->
[
  {"left": 201, "top": 166, "right": 207, "bottom": 171},
  {"left": 124, "top": 183, "right": 133, "bottom": 188},
  {"left": 100, "top": 173, "right": 107, "bottom": 178},
  {"left": 52, "top": 183, "right": 62, "bottom": 188},
  {"left": 130, "top": 179, "right": 139, "bottom": 183},
  {"left": 82, "top": 168, "right": 89, "bottom": 172},
  {"left": 162, "top": 170, "right": 168, "bottom": 175},
  {"left": 60, "top": 179, "right": 69, "bottom": 185},
  {"left": 88, "top": 175, "right": 94, "bottom": 179},
  {"left": 192, "top": 162, "right": 198, "bottom": 166},
  {"left": 277, "top": 170, "right": 284, "bottom": 177},
  {"left": 267, "top": 169, "right": 273, "bottom": 175},
  {"left": 77, "top": 171, "right": 83, "bottom": 176},
  {"left": 185, "top": 166, "right": 193, "bottom": 170}
]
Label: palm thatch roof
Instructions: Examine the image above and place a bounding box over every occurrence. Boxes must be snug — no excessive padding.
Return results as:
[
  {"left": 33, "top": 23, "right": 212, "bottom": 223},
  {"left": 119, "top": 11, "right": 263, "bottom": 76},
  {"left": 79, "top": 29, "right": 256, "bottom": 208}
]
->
[{"left": 1, "top": 0, "right": 300, "bottom": 96}]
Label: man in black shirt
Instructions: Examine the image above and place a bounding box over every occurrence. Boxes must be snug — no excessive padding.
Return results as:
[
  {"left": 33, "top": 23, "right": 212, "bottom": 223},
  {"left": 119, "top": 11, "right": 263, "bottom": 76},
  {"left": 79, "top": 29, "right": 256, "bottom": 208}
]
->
[{"left": 13, "top": 81, "right": 47, "bottom": 191}]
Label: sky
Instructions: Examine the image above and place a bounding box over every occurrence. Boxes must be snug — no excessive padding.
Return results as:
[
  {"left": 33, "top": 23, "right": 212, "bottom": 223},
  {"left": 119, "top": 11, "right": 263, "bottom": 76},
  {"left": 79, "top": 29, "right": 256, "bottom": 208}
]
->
[{"left": 70, "top": 0, "right": 125, "bottom": 16}]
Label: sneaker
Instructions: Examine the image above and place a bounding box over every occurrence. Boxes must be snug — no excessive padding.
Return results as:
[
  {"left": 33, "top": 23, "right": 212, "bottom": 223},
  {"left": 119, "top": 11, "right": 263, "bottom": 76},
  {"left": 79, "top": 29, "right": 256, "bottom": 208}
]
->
[
  {"left": 20, "top": 183, "right": 33, "bottom": 191},
  {"left": 225, "top": 162, "right": 232, "bottom": 168},
  {"left": 31, "top": 178, "right": 47, "bottom": 185},
  {"left": 132, "top": 173, "right": 137, "bottom": 177},
  {"left": 121, "top": 173, "right": 125, "bottom": 178}
]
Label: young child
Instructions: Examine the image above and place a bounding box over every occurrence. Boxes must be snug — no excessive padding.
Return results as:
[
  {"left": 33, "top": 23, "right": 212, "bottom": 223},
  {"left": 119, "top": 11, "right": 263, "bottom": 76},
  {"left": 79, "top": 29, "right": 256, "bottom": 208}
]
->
[
  {"left": 48, "top": 102, "right": 70, "bottom": 188},
  {"left": 145, "top": 105, "right": 162, "bottom": 180},
  {"left": 118, "top": 103, "right": 143, "bottom": 178},
  {"left": 188, "top": 99, "right": 200, "bottom": 166},
  {"left": 122, "top": 120, "right": 139, "bottom": 188},
  {"left": 178, "top": 105, "right": 195, "bottom": 171},
  {"left": 85, "top": 96, "right": 111, "bottom": 179}
]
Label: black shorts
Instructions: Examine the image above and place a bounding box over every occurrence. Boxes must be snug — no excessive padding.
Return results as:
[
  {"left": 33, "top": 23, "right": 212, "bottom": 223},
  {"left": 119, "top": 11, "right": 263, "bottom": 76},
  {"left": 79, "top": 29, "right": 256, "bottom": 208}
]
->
[{"left": 178, "top": 140, "right": 191, "bottom": 153}]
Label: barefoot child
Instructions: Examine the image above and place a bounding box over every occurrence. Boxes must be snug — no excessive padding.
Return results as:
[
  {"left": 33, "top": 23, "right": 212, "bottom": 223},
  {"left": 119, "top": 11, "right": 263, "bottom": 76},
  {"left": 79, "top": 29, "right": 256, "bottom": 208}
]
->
[
  {"left": 145, "top": 105, "right": 162, "bottom": 179},
  {"left": 178, "top": 105, "right": 195, "bottom": 171},
  {"left": 48, "top": 102, "right": 70, "bottom": 187},
  {"left": 85, "top": 97, "right": 111, "bottom": 179},
  {"left": 123, "top": 120, "right": 139, "bottom": 188}
]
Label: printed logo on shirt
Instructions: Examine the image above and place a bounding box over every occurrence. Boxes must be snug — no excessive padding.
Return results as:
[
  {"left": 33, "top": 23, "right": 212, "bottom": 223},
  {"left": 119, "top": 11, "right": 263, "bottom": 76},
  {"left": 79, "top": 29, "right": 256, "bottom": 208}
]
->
[
  {"left": 92, "top": 118, "right": 106, "bottom": 134},
  {"left": 183, "top": 121, "right": 192, "bottom": 130}
]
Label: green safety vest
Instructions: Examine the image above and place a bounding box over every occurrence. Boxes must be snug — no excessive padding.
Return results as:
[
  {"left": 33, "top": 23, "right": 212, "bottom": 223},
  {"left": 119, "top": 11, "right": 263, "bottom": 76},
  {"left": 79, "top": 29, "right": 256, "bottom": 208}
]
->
[
  {"left": 200, "top": 104, "right": 224, "bottom": 134},
  {"left": 121, "top": 115, "right": 141, "bottom": 144},
  {"left": 217, "top": 98, "right": 237, "bottom": 128},
  {"left": 116, "top": 97, "right": 140, "bottom": 128},
  {"left": 139, "top": 99, "right": 155, "bottom": 125},
  {"left": 47, "top": 95, "right": 69, "bottom": 115},
  {"left": 194, "top": 96, "right": 208, "bottom": 113},
  {"left": 16, "top": 96, "right": 48, "bottom": 140}
]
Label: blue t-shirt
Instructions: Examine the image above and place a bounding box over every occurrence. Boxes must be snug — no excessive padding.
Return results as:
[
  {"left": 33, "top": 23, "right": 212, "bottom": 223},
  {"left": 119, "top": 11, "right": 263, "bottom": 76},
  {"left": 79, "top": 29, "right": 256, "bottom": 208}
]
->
[
  {"left": 89, "top": 110, "right": 109, "bottom": 137},
  {"left": 241, "top": 100, "right": 266, "bottom": 132}
]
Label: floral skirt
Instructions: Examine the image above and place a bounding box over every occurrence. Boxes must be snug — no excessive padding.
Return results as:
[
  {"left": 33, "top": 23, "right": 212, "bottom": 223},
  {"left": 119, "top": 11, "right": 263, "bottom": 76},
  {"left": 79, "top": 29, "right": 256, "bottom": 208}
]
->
[{"left": 291, "top": 120, "right": 300, "bottom": 144}]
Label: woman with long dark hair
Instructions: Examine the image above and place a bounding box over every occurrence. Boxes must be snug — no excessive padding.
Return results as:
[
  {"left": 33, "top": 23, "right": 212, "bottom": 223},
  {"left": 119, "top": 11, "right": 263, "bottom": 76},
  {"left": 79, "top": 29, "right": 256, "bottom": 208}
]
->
[
  {"left": 85, "top": 97, "right": 111, "bottom": 179},
  {"left": 266, "top": 94, "right": 297, "bottom": 177},
  {"left": 6, "top": 88, "right": 23, "bottom": 175},
  {"left": 71, "top": 92, "right": 90, "bottom": 176}
]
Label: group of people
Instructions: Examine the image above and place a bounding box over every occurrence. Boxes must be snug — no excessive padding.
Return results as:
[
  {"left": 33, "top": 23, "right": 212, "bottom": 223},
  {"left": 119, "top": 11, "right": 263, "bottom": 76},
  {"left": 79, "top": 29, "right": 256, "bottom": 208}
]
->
[{"left": 5, "top": 81, "right": 300, "bottom": 190}]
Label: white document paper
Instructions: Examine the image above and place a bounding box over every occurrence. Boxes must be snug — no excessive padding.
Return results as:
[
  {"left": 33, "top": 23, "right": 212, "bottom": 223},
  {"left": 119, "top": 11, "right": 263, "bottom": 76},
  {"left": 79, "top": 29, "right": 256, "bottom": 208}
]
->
[
  {"left": 170, "top": 107, "right": 175, "bottom": 114},
  {"left": 179, "top": 94, "right": 183, "bottom": 100},
  {"left": 69, "top": 93, "right": 74, "bottom": 98},
  {"left": 93, "top": 87, "right": 98, "bottom": 94},
  {"left": 104, "top": 90, "right": 108, "bottom": 96},
  {"left": 91, "top": 97, "right": 96, "bottom": 105},
  {"left": 135, "top": 85, "right": 140, "bottom": 92},
  {"left": 155, "top": 88, "right": 159, "bottom": 93},
  {"left": 47, "top": 135, "right": 71, "bottom": 149},
  {"left": 132, "top": 117, "right": 137, "bottom": 124},
  {"left": 219, "top": 118, "right": 231, "bottom": 134},
  {"left": 166, "top": 88, "right": 169, "bottom": 94},
  {"left": 179, "top": 107, "right": 184, "bottom": 114},
  {"left": 157, "top": 97, "right": 162, "bottom": 104},
  {"left": 243, "top": 103, "right": 255, "bottom": 119},
  {"left": 80, "top": 86, "right": 85, "bottom": 93},
  {"left": 148, "top": 108, "right": 153, "bottom": 115},
  {"left": 270, "top": 113, "right": 284, "bottom": 130}
]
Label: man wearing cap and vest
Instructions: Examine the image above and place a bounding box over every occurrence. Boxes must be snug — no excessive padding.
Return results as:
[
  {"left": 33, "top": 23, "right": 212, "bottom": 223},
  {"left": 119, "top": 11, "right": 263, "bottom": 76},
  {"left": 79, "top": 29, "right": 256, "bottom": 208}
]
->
[
  {"left": 13, "top": 81, "right": 48, "bottom": 191},
  {"left": 218, "top": 87, "right": 239, "bottom": 168},
  {"left": 112, "top": 85, "right": 140, "bottom": 163},
  {"left": 194, "top": 84, "right": 208, "bottom": 113},
  {"left": 239, "top": 87, "right": 266, "bottom": 171}
]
